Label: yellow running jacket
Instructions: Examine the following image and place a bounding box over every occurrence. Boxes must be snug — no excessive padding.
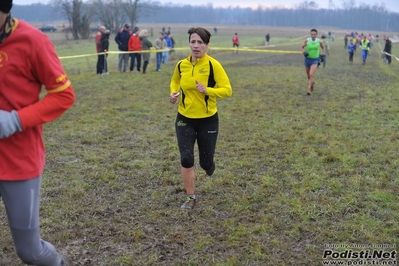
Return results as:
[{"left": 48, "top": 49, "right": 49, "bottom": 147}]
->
[{"left": 170, "top": 54, "right": 232, "bottom": 119}]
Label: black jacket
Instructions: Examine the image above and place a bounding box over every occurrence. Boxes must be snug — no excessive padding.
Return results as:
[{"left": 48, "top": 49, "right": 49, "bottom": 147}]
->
[
  {"left": 100, "top": 34, "right": 109, "bottom": 53},
  {"left": 384, "top": 39, "right": 392, "bottom": 53},
  {"left": 114, "top": 29, "right": 131, "bottom": 51}
]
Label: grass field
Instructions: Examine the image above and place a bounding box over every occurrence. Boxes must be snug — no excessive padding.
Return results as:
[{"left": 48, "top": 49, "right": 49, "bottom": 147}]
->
[{"left": 0, "top": 23, "right": 398, "bottom": 265}]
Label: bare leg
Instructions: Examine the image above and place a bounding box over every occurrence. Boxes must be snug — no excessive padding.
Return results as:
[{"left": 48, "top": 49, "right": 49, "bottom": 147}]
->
[
  {"left": 180, "top": 166, "right": 197, "bottom": 209},
  {"left": 181, "top": 166, "right": 195, "bottom": 195},
  {"left": 305, "top": 67, "right": 311, "bottom": 94},
  {"left": 306, "top": 64, "right": 318, "bottom": 94}
]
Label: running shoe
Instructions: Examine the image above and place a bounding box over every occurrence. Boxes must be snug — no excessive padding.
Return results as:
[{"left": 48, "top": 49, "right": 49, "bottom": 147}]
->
[{"left": 181, "top": 196, "right": 196, "bottom": 209}]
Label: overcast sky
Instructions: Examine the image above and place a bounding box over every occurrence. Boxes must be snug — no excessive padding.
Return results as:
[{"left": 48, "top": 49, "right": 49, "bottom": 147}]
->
[{"left": 13, "top": 0, "right": 399, "bottom": 12}]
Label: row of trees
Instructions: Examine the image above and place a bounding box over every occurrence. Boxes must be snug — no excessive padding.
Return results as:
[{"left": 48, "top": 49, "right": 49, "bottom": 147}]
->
[
  {"left": 146, "top": 1, "right": 399, "bottom": 32},
  {"left": 11, "top": 0, "right": 399, "bottom": 40}
]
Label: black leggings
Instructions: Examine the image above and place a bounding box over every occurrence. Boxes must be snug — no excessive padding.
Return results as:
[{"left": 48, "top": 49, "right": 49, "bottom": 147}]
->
[
  {"left": 98, "top": 54, "right": 108, "bottom": 73},
  {"left": 175, "top": 113, "right": 218, "bottom": 171},
  {"left": 96, "top": 54, "right": 102, "bottom": 74}
]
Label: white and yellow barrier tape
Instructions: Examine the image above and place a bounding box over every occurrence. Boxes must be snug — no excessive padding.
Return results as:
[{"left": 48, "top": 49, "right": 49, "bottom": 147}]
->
[
  {"left": 58, "top": 46, "right": 301, "bottom": 60},
  {"left": 378, "top": 41, "right": 399, "bottom": 62}
]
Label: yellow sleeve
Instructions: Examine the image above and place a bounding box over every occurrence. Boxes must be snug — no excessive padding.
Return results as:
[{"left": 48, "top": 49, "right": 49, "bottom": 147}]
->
[
  {"left": 170, "top": 61, "right": 182, "bottom": 94},
  {"left": 206, "top": 60, "right": 232, "bottom": 98}
]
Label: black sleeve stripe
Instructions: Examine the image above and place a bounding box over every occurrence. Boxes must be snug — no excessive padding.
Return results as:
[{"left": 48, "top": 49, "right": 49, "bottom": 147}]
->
[{"left": 207, "top": 61, "right": 216, "bottom": 88}]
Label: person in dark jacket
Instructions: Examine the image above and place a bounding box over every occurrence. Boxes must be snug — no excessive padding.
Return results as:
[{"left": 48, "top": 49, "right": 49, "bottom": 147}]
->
[
  {"left": 99, "top": 30, "right": 110, "bottom": 74},
  {"left": 95, "top": 26, "right": 106, "bottom": 74},
  {"left": 347, "top": 38, "right": 356, "bottom": 64},
  {"left": 383, "top": 35, "right": 392, "bottom": 65},
  {"left": 114, "top": 24, "right": 131, "bottom": 72}
]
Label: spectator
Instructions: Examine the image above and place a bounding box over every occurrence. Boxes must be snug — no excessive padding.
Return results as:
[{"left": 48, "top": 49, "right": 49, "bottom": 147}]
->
[
  {"left": 367, "top": 33, "right": 374, "bottom": 48},
  {"left": 232, "top": 32, "right": 239, "bottom": 54},
  {"left": 128, "top": 26, "right": 142, "bottom": 73},
  {"left": 95, "top": 25, "right": 106, "bottom": 75},
  {"left": 115, "top": 24, "right": 132, "bottom": 72},
  {"left": 154, "top": 32, "right": 166, "bottom": 72},
  {"left": 163, "top": 33, "right": 173, "bottom": 64},
  {"left": 169, "top": 33, "right": 176, "bottom": 55},
  {"left": 383, "top": 35, "right": 392, "bottom": 65},
  {"left": 320, "top": 35, "right": 329, "bottom": 68},
  {"left": 344, "top": 35, "right": 348, "bottom": 48},
  {"left": 321, "top": 34, "right": 330, "bottom": 56},
  {"left": 99, "top": 30, "right": 110, "bottom": 74},
  {"left": 0, "top": 0, "right": 75, "bottom": 265},
  {"left": 139, "top": 29, "right": 153, "bottom": 74},
  {"left": 265, "top": 33, "right": 270, "bottom": 46}
]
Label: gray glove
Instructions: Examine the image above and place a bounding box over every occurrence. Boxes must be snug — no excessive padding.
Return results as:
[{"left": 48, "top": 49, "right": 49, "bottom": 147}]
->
[{"left": 0, "top": 110, "right": 22, "bottom": 139}]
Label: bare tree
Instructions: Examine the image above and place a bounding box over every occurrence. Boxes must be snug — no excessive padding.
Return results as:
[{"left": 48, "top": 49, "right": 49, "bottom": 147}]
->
[
  {"left": 51, "top": 0, "right": 94, "bottom": 39},
  {"left": 122, "top": 0, "right": 139, "bottom": 27},
  {"left": 296, "top": 1, "right": 319, "bottom": 10},
  {"left": 91, "top": 0, "right": 160, "bottom": 33},
  {"left": 122, "top": 0, "right": 161, "bottom": 28},
  {"left": 341, "top": 0, "right": 356, "bottom": 10},
  {"left": 91, "top": 0, "right": 126, "bottom": 33}
]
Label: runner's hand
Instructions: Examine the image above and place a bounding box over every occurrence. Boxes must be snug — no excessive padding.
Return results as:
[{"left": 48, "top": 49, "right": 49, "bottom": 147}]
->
[
  {"left": 0, "top": 110, "right": 22, "bottom": 139},
  {"left": 196, "top": 80, "right": 207, "bottom": 94},
  {"left": 303, "top": 52, "right": 309, "bottom": 58},
  {"left": 169, "top": 92, "right": 180, "bottom": 104}
]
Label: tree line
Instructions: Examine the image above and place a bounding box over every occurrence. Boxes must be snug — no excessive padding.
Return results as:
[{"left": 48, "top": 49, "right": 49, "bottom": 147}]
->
[{"left": 11, "top": 0, "right": 399, "bottom": 40}]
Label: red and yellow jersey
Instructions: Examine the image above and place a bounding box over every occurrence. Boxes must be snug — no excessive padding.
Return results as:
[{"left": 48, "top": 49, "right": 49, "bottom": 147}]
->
[
  {"left": 0, "top": 19, "right": 75, "bottom": 181},
  {"left": 170, "top": 54, "right": 232, "bottom": 119}
]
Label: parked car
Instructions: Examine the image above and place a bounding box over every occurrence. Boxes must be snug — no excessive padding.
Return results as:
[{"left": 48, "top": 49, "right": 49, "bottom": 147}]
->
[
  {"left": 90, "top": 25, "right": 100, "bottom": 32},
  {"left": 39, "top": 25, "right": 57, "bottom": 32}
]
